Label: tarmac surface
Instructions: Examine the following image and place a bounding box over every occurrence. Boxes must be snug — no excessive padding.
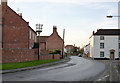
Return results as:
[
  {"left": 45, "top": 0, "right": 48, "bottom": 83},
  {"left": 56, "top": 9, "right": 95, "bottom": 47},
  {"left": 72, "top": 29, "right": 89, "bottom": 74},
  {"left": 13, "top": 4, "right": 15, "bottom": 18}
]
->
[{"left": 2, "top": 56, "right": 106, "bottom": 81}]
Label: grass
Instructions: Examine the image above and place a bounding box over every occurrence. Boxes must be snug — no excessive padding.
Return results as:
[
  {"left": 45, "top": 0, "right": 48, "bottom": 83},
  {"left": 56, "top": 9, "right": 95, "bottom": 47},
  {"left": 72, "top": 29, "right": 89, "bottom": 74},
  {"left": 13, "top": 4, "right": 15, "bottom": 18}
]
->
[{"left": 1, "top": 59, "right": 60, "bottom": 70}]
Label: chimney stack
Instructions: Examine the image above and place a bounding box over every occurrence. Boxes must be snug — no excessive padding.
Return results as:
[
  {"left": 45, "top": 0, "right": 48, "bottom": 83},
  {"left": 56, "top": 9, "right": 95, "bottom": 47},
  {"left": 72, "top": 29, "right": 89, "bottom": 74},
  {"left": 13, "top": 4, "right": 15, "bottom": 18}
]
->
[
  {"left": 93, "top": 31, "right": 95, "bottom": 35},
  {"left": 53, "top": 26, "right": 57, "bottom": 33},
  {"left": 1, "top": 0, "right": 7, "bottom": 5},
  {"left": 18, "top": 13, "right": 22, "bottom": 17}
]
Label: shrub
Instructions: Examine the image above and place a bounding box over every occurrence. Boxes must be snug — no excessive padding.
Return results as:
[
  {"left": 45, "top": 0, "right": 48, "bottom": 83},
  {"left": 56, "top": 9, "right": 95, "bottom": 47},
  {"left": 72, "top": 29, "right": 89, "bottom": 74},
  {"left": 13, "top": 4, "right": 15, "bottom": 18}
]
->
[{"left": 49, "top": 49, "right": 61, "bottom": 54}]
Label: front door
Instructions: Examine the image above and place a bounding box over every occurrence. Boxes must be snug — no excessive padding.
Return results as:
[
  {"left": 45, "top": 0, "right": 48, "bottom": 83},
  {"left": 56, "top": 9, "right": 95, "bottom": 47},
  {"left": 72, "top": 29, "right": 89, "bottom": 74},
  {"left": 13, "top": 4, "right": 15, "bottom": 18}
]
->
[{"left": 110, "top": 52, "right": 114, "bottom": 60}]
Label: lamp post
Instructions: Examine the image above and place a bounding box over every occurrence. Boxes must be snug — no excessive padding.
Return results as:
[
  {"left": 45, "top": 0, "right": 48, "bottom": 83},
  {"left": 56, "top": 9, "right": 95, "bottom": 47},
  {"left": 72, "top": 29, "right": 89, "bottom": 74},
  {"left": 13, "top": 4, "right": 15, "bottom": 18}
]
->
[
  {"left": 107, "top": 15, "right": 120, "bottom": 81},
  {"left": 36, "top": 24, "right": 43, "bottom": 60},
  {"left": 106, "top": 15, "right": 120, "bottom": 18}
]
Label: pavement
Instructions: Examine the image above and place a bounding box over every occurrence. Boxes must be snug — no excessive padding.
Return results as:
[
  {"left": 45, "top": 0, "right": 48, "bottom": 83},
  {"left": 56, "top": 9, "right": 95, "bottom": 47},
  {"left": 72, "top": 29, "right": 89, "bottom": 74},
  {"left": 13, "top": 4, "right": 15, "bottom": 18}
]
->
[
  {"left": 94, "top": 60, "right": 120, "bottom": 81},
  {"left": 1, "top": 56, "right": 70, "bottom": 74},
  {"left": 83, "top": 56, "right": 120, "bottom": 81}
]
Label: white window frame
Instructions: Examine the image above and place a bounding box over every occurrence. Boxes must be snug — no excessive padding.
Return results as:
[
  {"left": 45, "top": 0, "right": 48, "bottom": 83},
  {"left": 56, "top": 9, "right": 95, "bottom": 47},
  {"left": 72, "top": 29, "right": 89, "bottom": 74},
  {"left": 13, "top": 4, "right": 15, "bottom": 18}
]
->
[
  {"left": 35, "top": 36, "right": 36, "bottom": 42},
  {"left": 100, "top": 52, "right": 104, "bottom": 57},
  {"left": 119, "top": 43, "right": 120, "bottom": 49},
  {"left": 29, "top": 30, "right": 31, "bottom": 40},
  {"left": 100, "top": 43, "right": 104, "bottom": 49},
  {"left": 33, "top": 33, "right": 34, "bottom": 40}
]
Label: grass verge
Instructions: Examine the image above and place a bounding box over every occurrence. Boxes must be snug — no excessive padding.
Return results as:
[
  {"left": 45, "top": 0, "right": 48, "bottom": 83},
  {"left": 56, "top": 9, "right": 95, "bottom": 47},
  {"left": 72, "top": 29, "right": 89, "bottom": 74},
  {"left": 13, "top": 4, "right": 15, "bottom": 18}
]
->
[{"left": 1, "top": 59, "right": 60, "bottom": 70}]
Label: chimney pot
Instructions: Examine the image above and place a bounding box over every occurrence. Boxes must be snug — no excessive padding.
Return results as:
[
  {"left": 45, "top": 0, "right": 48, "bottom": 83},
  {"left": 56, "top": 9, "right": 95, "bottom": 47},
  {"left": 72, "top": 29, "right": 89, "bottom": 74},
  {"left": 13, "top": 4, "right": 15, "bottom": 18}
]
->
[
  {"left": 53, "top": 26, "right": 57, "bottom": 33},
  {"left": 1, "top": 0, "right": 7, "bottom": 5}
]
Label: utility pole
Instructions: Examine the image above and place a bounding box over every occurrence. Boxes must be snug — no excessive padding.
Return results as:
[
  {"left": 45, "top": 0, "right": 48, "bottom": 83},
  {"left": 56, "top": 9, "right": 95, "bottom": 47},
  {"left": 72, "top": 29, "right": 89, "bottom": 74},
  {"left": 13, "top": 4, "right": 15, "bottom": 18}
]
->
[{"left": 62, "top": 29, "right": 65, "bottom": 59}]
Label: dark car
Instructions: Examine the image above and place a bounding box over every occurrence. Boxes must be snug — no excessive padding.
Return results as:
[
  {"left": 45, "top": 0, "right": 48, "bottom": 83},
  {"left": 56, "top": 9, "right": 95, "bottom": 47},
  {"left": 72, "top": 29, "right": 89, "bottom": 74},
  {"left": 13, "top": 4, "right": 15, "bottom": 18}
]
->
[{"left": 78, "top": 54, "right": 82, "bottom": 57}]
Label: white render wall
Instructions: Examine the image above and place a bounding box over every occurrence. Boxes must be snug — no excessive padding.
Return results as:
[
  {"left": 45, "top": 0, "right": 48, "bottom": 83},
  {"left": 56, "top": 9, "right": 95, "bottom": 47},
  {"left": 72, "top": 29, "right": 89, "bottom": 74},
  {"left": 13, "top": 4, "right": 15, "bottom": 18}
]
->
[
  {"left": 90, "top": 35, "right": 119, "bottom": 59},
  {"left": 90, "top": 36, "right": 94, "bottom": 58},
  {"left": 84, "top": 45, "right": 90, "bottom": 55}
]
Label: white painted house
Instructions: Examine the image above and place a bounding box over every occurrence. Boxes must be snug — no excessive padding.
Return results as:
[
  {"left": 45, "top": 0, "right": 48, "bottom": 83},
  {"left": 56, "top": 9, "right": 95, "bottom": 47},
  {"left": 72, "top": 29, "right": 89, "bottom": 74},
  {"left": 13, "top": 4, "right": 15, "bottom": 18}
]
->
[
  {"left": 84, "top": 44, "right": 90, "bottom": 57},
  {"left": 90, "top": 29, "right": 120, "bottom": 60}
]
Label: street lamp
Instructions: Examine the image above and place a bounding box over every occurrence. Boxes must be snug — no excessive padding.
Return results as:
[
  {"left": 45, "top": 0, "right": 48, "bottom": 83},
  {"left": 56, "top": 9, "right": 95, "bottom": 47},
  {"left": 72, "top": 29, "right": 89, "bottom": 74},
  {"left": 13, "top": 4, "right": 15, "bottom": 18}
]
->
[
  {"left": 36, "top": 24, "right": 43, "bottom": 60},
  {"left": 106, "top": 15, "right": 120, "bottom": 18},
  {"left": 106, "top": 15, "right": 120, "bottom": 81}
]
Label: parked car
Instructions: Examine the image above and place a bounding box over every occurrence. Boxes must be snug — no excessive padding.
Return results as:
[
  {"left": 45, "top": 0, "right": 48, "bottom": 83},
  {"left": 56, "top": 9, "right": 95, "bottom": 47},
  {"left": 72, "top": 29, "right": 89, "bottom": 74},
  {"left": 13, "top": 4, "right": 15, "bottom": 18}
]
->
[{"left": 78, "top": 54, "right": 82, "bottom": 57}]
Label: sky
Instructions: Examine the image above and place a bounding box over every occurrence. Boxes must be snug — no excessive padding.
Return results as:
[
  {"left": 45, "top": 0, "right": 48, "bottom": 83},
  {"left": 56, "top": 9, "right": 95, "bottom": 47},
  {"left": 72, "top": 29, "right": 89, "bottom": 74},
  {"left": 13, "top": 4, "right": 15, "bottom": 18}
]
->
[{"left": 1, "top": 0, "right": 120, "bottom": 47}]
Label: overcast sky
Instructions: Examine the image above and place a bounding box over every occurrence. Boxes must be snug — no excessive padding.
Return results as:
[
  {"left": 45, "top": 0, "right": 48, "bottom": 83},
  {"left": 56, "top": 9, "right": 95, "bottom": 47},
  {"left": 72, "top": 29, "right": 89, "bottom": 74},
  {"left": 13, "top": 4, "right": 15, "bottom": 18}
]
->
[{"left": 2, "top": 0, "right": 120, "bottom": 47}]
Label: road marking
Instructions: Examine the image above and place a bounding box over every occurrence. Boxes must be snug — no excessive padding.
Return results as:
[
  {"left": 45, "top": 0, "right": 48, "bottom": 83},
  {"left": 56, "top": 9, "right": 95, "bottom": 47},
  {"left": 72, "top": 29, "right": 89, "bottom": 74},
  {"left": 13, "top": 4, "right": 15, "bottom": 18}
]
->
[
  {"left": 97, "top": 75, "right": 109, "bottom": 81},
  {"left": 102, "top": 75, "right": 109, "bottom": 79}
]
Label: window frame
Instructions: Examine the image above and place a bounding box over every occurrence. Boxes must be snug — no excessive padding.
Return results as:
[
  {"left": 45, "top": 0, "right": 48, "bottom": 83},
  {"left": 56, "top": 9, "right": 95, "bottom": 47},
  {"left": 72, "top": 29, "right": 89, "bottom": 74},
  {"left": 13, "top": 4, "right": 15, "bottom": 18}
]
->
[
  {"left": 29, "top": 30, "right": 31, "bottom": 40},
  {"left": 100, "top": 36, "right": 104, "bottom": 40},
  {"left": 100, "top": 51, "right": 104, "bottom": 57},
  {"left": 100, "top": 43, "right": 104, "bottom": 49},
  {"left": 35, "top": 36, "right": 36, "bottom": 42},
  {"left": 119, "top": 43, "right": 120, "bottom": 49},
  {"left": 33, "top": 33, "right": 34, "bottom": 40}
]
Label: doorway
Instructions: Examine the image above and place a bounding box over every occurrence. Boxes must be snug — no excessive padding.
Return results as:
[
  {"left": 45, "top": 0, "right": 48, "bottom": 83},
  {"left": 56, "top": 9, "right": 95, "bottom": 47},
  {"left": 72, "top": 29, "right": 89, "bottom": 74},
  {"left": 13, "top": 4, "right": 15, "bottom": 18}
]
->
[{"left": 110, "top": 52, "right": 115, "bottom": 60}]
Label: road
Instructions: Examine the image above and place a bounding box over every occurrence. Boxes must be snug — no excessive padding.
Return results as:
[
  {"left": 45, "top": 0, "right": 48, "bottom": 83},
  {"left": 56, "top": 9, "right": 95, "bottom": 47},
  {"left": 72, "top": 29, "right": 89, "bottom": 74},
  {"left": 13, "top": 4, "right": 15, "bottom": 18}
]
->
[{"left": 2, "top": 56, "right": 106, "bottom": 81}]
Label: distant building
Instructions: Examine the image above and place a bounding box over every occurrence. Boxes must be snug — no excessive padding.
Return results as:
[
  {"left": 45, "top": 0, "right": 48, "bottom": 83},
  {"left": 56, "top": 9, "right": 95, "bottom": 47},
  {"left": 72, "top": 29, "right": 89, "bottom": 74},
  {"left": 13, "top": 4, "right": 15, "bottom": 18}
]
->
[
  {"left": 90, "top": 29, "right": 120, "bottom": 60},
  {"left": 65, "top": 45, "right": 74, "bottom": 54},
  {"left": 84, "top": 44, "right": 90, "bottom": 57},
  {"left": 65, "top": 45, "right": 80, "bottom": 54},
  {"left": 37, "top": 26, "right": 63, "bottom": 53}
]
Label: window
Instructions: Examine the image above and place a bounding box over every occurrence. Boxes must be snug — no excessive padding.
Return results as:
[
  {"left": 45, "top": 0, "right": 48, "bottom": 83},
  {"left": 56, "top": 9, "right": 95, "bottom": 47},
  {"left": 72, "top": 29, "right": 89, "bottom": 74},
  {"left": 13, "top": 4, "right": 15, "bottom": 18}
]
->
[
  {"left": 33, "top": 33, "right": 34, "bottom": 40},
  {"left": 29, "top": 30, "right": 31, "bottom": 40},
  {"left": 119, "top": 43, "right": 120, "bottom": 49},
  {"left": 100, "top": 52, "right": 104, "bottom": 57},
  {"left": 100, "top": 43, "right": 104, "bottom": 49},
  {"left": 35, "top": 36, "right": 36, "bottom": 42},
  {"left": 100, "top": 36, "right": 104, "bottom": 40},
  {"left": 119, "top": 52, "right": 120, "bottom": 58}
]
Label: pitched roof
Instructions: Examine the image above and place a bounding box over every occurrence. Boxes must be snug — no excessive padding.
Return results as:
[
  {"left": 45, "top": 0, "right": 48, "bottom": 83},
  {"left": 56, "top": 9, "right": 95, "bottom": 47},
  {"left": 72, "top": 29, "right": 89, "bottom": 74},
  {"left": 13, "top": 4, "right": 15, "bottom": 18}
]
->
[
  {"left": 37, "top": 36, "right": 49, "bottom": 43},
  {"left": 94, "top": 29, "right": 120, "bottom": 35}
]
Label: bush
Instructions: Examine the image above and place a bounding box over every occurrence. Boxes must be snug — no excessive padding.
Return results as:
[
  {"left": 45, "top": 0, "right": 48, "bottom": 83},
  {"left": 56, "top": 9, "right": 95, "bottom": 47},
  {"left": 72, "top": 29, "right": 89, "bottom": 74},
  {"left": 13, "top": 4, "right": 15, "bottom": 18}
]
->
[{"left": 49, "top": 49, "right": 61, "bottom": 54}]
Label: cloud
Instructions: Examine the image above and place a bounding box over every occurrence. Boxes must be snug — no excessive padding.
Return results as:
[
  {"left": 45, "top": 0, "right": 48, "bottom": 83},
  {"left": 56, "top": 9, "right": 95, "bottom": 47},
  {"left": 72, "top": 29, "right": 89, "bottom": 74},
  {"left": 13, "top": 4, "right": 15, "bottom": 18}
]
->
[
  {"left": 8, "top": 0, "right": 120, "bottom": 3},
  {"left": 92, "top": 19, "right": 118, "bottom": 30}
]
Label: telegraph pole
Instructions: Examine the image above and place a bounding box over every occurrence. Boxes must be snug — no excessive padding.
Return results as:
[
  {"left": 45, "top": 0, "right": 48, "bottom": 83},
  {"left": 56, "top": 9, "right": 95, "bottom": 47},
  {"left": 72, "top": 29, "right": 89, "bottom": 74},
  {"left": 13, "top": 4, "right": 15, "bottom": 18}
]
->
[{"left": 62, "top": 29, "right": 65, "bottom": 59}]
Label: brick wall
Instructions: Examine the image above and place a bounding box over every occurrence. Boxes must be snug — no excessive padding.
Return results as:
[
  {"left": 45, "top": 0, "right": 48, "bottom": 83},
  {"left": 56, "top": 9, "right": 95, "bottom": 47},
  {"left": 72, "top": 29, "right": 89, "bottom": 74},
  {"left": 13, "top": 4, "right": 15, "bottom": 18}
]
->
[
  {"left": 40, "top": 42, "right": 46, "bottom": 50},
  {"left": 2, "top": 48, "right": 60, "bottom": 63},
  {"left": 2, "top": 3, "right": 29, "bottom": 49},
  {"left": 2, "top": 48, "right": 37, "bottom": 63},
  {"left": 0, "top": 5, "right": 2, "bottom": 49}
]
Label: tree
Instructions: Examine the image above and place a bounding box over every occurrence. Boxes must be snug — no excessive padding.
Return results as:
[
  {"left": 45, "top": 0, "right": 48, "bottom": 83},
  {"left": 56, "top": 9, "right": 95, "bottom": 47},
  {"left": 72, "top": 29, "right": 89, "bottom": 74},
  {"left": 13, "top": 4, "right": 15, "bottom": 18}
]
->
[{"left": 70, "top": 47, "right": 77, "bottom": 53}]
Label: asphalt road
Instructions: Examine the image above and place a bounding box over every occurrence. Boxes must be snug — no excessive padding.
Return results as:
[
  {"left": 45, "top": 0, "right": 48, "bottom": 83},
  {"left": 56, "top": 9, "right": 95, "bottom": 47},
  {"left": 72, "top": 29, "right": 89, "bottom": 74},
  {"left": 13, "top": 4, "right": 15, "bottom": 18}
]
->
[{"left": 2, "top": 56, "right": 106, "bottom": 81}]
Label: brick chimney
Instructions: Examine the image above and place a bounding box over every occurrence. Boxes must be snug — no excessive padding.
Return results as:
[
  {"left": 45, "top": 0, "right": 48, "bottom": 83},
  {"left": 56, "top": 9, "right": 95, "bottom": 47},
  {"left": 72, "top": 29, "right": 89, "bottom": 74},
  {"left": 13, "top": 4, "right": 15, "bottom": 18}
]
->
[
  {"left": 1, "top": 0, "right": 7, "bottom": 5},
  {"left": 53, "top": 26, "right": 57, "bottom": 33}
]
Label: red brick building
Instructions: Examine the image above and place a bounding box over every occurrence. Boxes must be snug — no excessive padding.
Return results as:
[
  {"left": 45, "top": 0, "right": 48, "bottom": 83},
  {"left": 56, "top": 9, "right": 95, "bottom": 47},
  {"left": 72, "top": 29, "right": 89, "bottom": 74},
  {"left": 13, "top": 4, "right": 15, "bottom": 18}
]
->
[
  {"left": 65, "top": 45, "right": 75, "bottom": 54},
  {"left": 0, "top": 0, "right": 61, "bottom": 63},
  {"left": 0, "top": 0, "right": 38, "bottom": 63},
  {"left": 39, "top": 26, "right": 64, "bottom": 53}
]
